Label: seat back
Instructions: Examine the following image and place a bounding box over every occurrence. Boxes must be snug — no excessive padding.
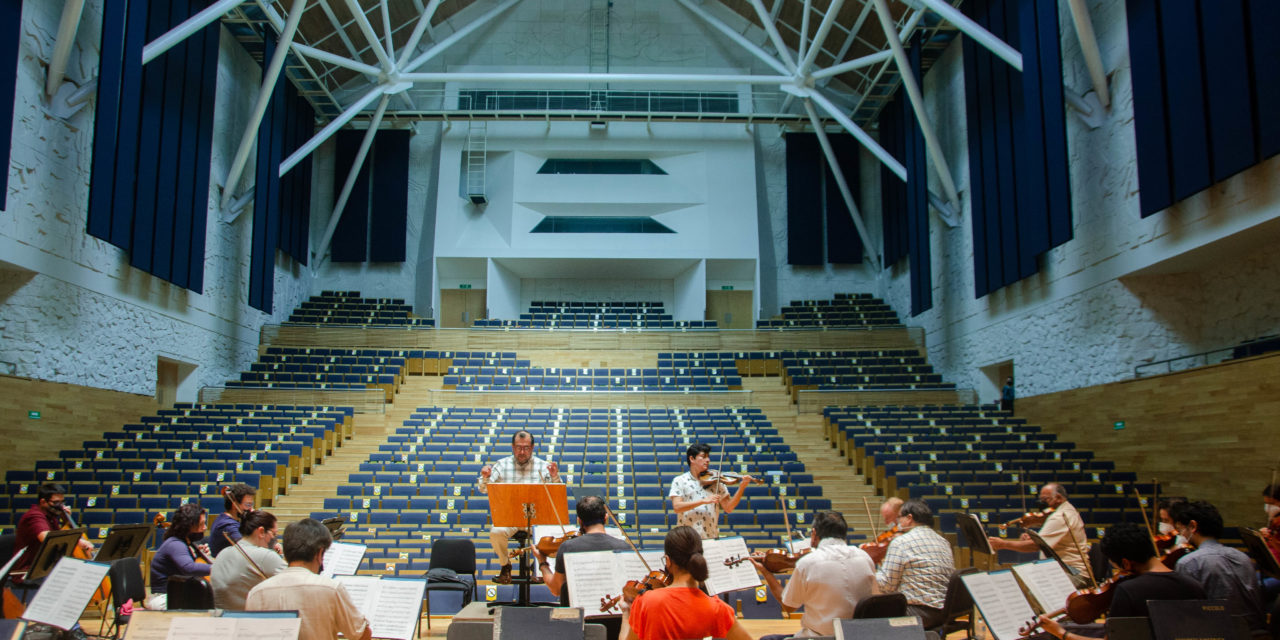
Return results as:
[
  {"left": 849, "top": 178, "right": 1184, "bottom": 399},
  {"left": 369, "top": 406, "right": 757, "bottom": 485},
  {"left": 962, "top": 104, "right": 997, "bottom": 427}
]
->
[
  {"left": 109, "top": 558, "right": 147, "bottom": 611},
  {"left": 938, "top": 567, "right": 978, "bottom": 622},
  {"left": 852, "top": 592, "right": 907, "bottom": 619},
  {"left": 167, "top": 575, "right": 214, "bottom": 610},
  {"left": 429, "top": 538, "right": 477, "bottom": 575}
]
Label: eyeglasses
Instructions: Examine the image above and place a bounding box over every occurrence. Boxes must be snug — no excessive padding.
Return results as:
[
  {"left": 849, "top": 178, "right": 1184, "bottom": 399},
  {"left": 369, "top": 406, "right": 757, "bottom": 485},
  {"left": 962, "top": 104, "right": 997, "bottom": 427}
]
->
[
  {"left": 513, "top": 445, "right": 534, "bottom": 451},
  {"left": 46, "top": 500, "right": 64, "bottom": 507}
]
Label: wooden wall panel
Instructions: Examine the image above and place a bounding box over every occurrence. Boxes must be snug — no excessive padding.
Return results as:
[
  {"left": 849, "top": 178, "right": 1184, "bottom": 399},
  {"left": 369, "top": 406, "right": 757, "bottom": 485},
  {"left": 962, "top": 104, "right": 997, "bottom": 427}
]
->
[
  {"left": 0, "top": 376, "right": 155, "bottom": 475},
  {"left": 1018, "top": 353, "right": 1280, "bottom": 527}
]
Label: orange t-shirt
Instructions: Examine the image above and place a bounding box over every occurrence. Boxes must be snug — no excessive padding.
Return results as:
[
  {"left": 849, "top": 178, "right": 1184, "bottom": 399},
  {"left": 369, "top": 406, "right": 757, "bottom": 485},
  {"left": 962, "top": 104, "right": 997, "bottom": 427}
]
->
[{"left": 628, "top": 587, "right": 735, "bottom": 640}]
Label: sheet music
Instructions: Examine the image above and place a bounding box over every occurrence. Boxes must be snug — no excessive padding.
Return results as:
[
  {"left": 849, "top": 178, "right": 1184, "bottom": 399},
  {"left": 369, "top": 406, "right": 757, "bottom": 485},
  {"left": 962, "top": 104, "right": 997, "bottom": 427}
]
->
[
  {"left": 321, "top": 541, "right": 367, "bottom": 578},
  {"left": 614, "top": 549, "right": 663, "bottom": 579},
  {"left": 1011, "top": 560, "right": 1077, "bottom": 613},
  {"left": 700, "top": 537, "right": 761, "bottom": 595},
  {"left": 960, "top": 571, "right": 1038, "bottom": 640},
  {"left": 785, "top": 538, "right": 812, "bottom": 554},
  {"left": 0, "top": 549, "right": 22, "bottom": 584},
  {"left": 120, "top": 610, "right": 207, "bottom": 640},
  {"left": 333, "top": 575, "right": 425, "bottom": 640},
  {"left": 165, "top": 618, "right": 238, "bottom": 640},
  {"left": 21, "top": 557, "right": 111, "bottom": 630},
  {"left": 564, "top": 551, "right": 626, "bottom": 616},
  {"left": 164, "top": 616, "right": 301, "bottom": 640}
]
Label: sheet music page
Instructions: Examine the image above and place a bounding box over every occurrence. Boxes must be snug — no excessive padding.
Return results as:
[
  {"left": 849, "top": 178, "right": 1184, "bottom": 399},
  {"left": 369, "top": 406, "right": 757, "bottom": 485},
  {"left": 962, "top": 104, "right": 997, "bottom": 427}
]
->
[
  {"left": 122, "top": 611, "right": 207, "bottom": 640},
  {"left": 366, "top": 578, "right": 427, "bottom": 640},
  {"left": 21, "top": 557, "right": 111, "bottom": 630},
  {"left": 700, "top": 537, "right": 761, "bottom": 595},
  {"left": 0, "top": 550, "right": 22, "bottom": 584},
  {"left": 785, "top": 538, "right": 812, "bottom": 554},
  {"left": 165, "top": 618, "right": 238, "bottom": 640},
  {"left": 613, "top": 549, "right": 663, "bottom": 579},
  {"left": 321, "top": 542, "right": 368, "bottom": 578},
  {"left": 564, "top": 550, "right": 626, "bottom": 616},
  {"left": 960, "top": 571, "right": 1038, "bottom": 640},
  {"left": 1011, "top": 560, "right": 1077, "bottom": 613},
  {"left": 333, "top": 575, "right": 380, "bottom": 616},
  {"left": 228, "top": 618, "right": 301, "bottom": 640}
]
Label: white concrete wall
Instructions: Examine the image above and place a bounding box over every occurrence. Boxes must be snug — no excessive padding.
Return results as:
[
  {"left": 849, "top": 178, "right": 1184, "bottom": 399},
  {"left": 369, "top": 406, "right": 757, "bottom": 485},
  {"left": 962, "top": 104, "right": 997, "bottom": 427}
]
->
[
  {"left": 673, "top": 260, "right": 707, "bottom": 321},
  {"left": 0, "top": 2, "right": 310, "bottom": 396},
  {"left": 880, "top": 0, "right": 1280, "bottom": 397},
  {"left": 486, "top": 258, "right": 522, "bottom": 319}
]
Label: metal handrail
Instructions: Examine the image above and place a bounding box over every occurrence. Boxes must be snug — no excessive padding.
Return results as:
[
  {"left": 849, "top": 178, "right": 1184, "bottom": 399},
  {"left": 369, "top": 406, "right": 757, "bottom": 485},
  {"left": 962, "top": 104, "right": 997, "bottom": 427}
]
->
[
  {"left": 1133, "top": 336, "right": 1280, "bottom": 378},
  {"left": 198, "top": 385, "right": 386, "bottom": 414}
]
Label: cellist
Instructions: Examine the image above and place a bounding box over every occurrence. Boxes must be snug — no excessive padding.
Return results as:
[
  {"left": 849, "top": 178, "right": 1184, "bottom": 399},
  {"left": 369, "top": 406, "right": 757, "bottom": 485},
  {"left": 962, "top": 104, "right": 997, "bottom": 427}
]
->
[
  {"left": 1034, "top": 522, "right": 1205, "bottom": 640},
  {"left": 147, "top": 502, "right": 212, "bottom": 610},
  {"left": 11, "top": 483, "right": 95, "bottom": 592}
]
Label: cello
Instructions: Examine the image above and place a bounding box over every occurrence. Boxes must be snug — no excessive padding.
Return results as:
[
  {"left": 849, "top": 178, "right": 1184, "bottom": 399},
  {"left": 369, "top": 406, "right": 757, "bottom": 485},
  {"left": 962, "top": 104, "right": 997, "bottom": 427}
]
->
[{"left": 60, "top": 503, "right": 110, "bottom": 607}]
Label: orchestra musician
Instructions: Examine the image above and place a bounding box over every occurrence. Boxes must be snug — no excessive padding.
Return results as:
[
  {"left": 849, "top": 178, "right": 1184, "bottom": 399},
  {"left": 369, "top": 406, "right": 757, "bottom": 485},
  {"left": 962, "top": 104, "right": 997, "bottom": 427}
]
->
[
  {"left": 246, "top": 518, "right": 371, "bottom": 640},
  {"left": 477, "top": 430, "right": 562, "bottom": 584},
  {"left": 988, "top": 483, "right": 1092, "bottom": 587},
  {"left": 1261, "top": 484, "right": 1280, "bottom": 565},
  {"left": 1168, "top": 500, "right": 1268, "bottom": 637},
  {"left": 210, "top": 509, "right": 286, "bottom": 610},
  {"left": 12, "top": 483, "right": 95, "bottom": 581},
  {"left": 751, "top": 511, "right": 877, "bottom": 640},
  {"left": 878, "top": 497, "right": 904, "bottom": 528},
  {"left": 1033, "top": 522, "right": 1205, "bottom": 640},
  {"left": 875, "top": 499, "right": 954, "bottom": 628},
  {"left": 208, "top": 483, "right": 256, "bottom": 557},
  {"left": 1156, "top": 497, "right": 1188, "bottom": 548},
  {"left": 622, "top": 525, "right": 753, "bottom": 640},
  {"left": 532, "top": 495, "right": 630, "bottom": 640},
  {"left": 668, "top": 443, "right": 753, "bottom": 540},
  {"left": 147, "top": 502, "right": 212, "bottom": 610}
]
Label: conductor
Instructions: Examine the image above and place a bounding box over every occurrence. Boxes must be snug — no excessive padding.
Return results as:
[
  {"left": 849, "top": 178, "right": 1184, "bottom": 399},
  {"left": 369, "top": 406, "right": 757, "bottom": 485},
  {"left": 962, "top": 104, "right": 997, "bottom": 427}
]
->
[{"left": 478, "top": 430, "right": 562, "bottom": 584}]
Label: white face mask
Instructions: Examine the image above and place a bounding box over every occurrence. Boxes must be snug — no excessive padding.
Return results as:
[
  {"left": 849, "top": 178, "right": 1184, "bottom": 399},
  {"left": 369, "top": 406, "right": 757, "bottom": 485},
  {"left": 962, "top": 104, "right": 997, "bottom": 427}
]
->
[
  {"left": 1265, "top": 504, "right": 1280, "bottom": 519},
  {"left": 1157, "top": 522, "right": 1175, "bottom": 535}
]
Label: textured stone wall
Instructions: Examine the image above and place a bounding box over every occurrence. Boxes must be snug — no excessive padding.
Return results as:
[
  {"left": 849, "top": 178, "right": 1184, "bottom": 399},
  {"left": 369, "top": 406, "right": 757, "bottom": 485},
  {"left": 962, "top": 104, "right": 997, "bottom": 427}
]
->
[
  {"left": 0, "top": 2, "right": 310, "bottom": 396},
  {"left": 880, "top": 0, "right": 1280, "bottom": 397}
]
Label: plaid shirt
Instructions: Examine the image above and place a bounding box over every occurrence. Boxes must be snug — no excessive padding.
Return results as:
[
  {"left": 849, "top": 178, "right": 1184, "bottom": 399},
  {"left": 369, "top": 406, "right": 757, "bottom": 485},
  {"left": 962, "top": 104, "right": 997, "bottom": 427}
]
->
[
  {"left": 477, "top": 454, "right": 560, "bottom": 494},
  {"left": 875, "top": 525, "right": 954, "bottom": 609}
]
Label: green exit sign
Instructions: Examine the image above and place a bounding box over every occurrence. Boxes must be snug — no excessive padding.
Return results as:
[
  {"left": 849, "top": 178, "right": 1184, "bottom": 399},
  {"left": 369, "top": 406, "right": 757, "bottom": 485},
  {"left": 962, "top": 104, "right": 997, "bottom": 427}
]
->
[
  {"left": 1113, "top": 421, "right": 1126, "bottom": 430},
  {"left": 720, "top": 285, "right": 734, "bottom": 290},
  {"left": 28, "top": 411, "right": 41, "bottom": 420},
  {"left": 458, "top": 284, "right": 472, "bottom": 289}
]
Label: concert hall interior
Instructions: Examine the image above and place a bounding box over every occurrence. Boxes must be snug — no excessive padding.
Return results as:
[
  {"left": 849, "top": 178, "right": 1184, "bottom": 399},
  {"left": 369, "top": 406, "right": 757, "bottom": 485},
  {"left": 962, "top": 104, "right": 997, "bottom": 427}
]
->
[{"left": 1, "top": 0, "right": 1279, "bottom": 638}]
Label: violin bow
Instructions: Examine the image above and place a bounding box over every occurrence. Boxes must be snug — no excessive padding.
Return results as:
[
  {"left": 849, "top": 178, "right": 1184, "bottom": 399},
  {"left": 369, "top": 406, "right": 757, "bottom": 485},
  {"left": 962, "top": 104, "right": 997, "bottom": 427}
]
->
[
  {"left": 1151, "top": 478, "right": 1159, "bottom": 536},
  {"left": 861, "top": 496, "right": 879, "bottom": 539},
  {"left": 605, "top": 503, "right": 652, "bottom": 573},
  {"left": 1063, "top": 508, "right": 1098, "bottom": 589},
  {"left": 541, "top": 467, "right": 568, "bottom": 536},
  {"left": 713, "top": 436, "right": 727, "bottom": 539},
  {"left": 1133, "top": 487, "right": 1161, "bottom": 557},
  {"left": 778, "top": 485, "right": 795, "bottom": 544},
  {"left": 224, "top": 531, "right": 268, "bottom": 580},
  {"left": 1019, "top": 471, "right": 1028, "bottom": 515}
]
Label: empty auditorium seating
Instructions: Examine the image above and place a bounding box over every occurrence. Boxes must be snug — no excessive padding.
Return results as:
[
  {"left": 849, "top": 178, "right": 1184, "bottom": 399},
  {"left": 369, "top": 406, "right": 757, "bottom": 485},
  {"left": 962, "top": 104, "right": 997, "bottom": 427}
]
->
[
  {"left": 228, "top": 347, "right": 409, "bottom": 401},
  {"left": 286, "top": 291, "right": 434, "bottom": 328},
  {"left": 473, "top": 301, "right": 717, "bottom": 330},
  {"left": 757, "top": 293, "right": 903, "bottom": 329}
]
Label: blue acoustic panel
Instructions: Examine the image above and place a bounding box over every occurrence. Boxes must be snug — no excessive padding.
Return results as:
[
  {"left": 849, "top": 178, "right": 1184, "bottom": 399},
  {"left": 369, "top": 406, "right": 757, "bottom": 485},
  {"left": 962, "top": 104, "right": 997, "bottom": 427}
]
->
[
  {"left": 785, "top": 133, "right": 824, "bottom": 265},
  {"left": 1251, "top": 0, "right": 1280, "bottom": 159},
  {"left": 906, "top": 35, "right": 931, "bottom": 317},
  {"left": 87, "top": 0, "right": 129, "bottom": 234},
  {"left": 824, "top": 133, "right": 862, "bottom": 264},
  {"left": 1125, "top": 0, "right": 1173, "bottom": 216},
  {"left": 1158, "top": 0, "right": 1212, "bottom": 203},
  {"left": 0, "top": 0, "right": 17, "bottom": 210},
  {"left": 331, "top": 129, "right": 370, "bottom": 262},
  {"left": 185, "top": 10, "right": 218, "bottom": 293},
  {"left": 369, "top": 129, "right": 409, "bottom": 262},
  {"left": 128, "top": 0, "right": 176, "bottom": 276},
  {"left": 1200, "top": 0, "right": 1255, "bottom": 183},
  {"left": 879, "top": 95, "right": 908, "bottom": 268}
]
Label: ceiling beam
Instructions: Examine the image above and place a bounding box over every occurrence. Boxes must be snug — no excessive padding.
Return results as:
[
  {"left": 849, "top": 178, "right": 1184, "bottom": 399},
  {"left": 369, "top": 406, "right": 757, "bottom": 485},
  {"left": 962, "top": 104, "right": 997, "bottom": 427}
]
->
[{"left": 673, "top": 0, "right": 791, "bottom": 76}]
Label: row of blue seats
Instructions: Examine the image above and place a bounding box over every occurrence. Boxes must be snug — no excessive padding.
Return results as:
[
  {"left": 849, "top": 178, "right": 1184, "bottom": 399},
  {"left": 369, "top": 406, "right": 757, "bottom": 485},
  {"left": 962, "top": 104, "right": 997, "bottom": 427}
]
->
[{"left": 471, "top": 319, "right": 718, "bottom": 329}]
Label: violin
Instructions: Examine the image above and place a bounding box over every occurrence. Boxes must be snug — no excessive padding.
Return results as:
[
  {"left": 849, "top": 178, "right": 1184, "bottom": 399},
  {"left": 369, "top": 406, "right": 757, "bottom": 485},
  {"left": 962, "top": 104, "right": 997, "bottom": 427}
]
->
[
  {"left": 859, "top": 524, "right": 903, "bottom": 564},
  {"left": 725, "top": 547, "right": 811, "bottom": 573},
  {"left": 698, "top": 470, "right": 754, "bottom": 487},
  {"left": 1017, "top": 571, "right": 1133, "bottom": 636},
  {"left": 599, "top": 569, "right": 672, "bottom": 612},
  {"left": 1160, "top": 542, "right": 1194, "bottom": 569},
  {"left": 1153, "top": 531, "right": 1178, "bottom": 552},
  {"left": 513, "top": 530, "right": 582, "bottom": 558},
  {"left": 999, "top": 507, "right": 1054, "bottom": 531}
]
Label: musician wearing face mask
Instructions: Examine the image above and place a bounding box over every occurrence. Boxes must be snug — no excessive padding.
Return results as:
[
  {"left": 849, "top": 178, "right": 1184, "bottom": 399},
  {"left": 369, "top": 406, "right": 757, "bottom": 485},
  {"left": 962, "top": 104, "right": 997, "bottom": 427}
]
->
[
  {"left": 209, "top": 483, "right": 255, "bottom": 557},
  {"left": 12, "top": 483, "right": 94, "bottom": 580},
  {"left": 1168, "top": 501, "right": 1268, "bottom": 638},
  {"left": 1156, "top": 497, "right": 1188, "bottom": 548},
  {"left": 211, "top": 509, "right": 287, "bottom": 610},
  {"left": 147, "top": 503, "right": 212, "bottom": 610},
  {"left": 988, "top": 483, "right": 1091, "bottom": 587}
]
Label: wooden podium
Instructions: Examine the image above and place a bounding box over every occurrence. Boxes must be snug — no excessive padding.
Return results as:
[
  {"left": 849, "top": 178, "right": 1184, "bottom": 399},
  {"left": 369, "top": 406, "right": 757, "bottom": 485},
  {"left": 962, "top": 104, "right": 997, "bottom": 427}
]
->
[{"left": 487, "top": 483, "right": 569, "bottom": 607}]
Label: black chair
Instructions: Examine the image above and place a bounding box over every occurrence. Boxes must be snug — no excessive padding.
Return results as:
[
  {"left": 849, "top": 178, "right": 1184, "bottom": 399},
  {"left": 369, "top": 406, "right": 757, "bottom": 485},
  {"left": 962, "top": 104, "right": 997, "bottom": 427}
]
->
[
  {"left": 1089, "top": 542, "right": 1112, "bottom": 583},
  {"left": 928, "top": 568, "right": 978, "bottom": 639},
  {"left": 852, "top": 592, "right": 908, "bottom": 619},
  {"left": 423, "top": 538, "right": 478, "bottom": 629},
  {"left": 101, "top": 558, "right": 146, "bottom": 638},
  {"left": 166, "top": 575, "right": 214, "bottom": 610},
  {"left": 0, "top": 534, "right": 15, "bottom": 565}
]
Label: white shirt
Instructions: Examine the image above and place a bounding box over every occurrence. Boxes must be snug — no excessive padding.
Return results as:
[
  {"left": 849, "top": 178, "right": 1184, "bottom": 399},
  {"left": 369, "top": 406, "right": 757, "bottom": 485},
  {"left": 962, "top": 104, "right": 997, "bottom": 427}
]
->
[
  {"left": 781, "top": 538, "right": 877, "bottom": 637},
  {"left": 211, "top": 539, "right": 287, "bottom": 610},
  {"left": 246, "top": 567, "right": 368, "bottom": 640},
  {"left": 477, "top": 454, "right": 559, "bottom": 494},
  {"left": 668, "top": 471, "right": 729, "bottom": 540}
]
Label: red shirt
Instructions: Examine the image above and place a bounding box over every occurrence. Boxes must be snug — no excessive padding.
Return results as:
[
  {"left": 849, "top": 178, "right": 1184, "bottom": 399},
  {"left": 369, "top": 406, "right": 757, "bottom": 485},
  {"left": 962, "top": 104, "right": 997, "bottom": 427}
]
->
[
  {"left": 14, "top": 504, "right": 60, "bottom": 576},
  {"left": 628, "top": 587, "right": 735, "bottom": 640}
]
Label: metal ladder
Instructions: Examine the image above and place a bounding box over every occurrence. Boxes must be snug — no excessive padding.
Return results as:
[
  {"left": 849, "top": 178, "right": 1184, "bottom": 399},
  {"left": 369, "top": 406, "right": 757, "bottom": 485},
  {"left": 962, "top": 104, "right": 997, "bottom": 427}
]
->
[
  {"left": 465, "top": 121, "right": 487, "bottom": 204},
  {"left": 588, "top": 0, "right": 610, "bottom": 108}
]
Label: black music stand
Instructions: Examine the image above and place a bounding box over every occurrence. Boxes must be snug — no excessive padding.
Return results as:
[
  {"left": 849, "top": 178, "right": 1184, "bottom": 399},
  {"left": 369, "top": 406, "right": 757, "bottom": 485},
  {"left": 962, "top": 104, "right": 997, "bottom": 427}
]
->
[
  {"left": 22, "top": 528, "right": 86, "bottom": 584},
  {"left": 1024, "top": 530, "right": 1077, "bottom": 582},
  {"left": 321, "top": 516, "right": 347, "bottom": 541},
  {"left": 487, "top": 483, "right": 569, "bottom": 608},
  {"left": 93, "top": 524, "right": 153, "bottom": 563},
  {"left": 956, "top": 514, "right": 994, "bottom": 569},
  {"left": 1240, "top": 528, "right": 1280, "bottom": 580}
]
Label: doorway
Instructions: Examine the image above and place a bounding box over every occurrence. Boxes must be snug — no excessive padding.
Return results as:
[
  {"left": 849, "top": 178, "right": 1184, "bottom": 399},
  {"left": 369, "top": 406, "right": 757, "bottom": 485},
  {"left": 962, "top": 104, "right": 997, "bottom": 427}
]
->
[
  {"left": 156, "top": 356, "right": 197, "bottom": 407},
  {"left": 977, "top": 360, "right": 1014, "bottom": 407},
  {"left": 705, "top": 290, "right": 753, "bottom": 329},
  {"left": 440, "top": 289, "right": 487, "bottom": 327}
]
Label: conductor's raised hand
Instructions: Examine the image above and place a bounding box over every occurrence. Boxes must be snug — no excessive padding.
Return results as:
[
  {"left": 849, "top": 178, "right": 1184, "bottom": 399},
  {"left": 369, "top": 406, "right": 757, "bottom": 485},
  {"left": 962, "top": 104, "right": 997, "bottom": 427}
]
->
[
  {"left": 546, "top": 461, "right": 559, "bottom": 477},
  {"left": 480, "top": 465, "right": 492, "bottom": 479}
]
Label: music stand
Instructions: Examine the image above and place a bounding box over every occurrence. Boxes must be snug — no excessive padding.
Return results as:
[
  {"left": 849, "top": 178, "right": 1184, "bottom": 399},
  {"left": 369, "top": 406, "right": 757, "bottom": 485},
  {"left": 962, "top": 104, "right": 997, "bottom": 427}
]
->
[
  {"left": 23, "top": 528, "right": 86, "bottom": 583},
  {"left": 956, "top": 514, "right": 994, "bottom": 569},
  {"left": 1024, "top": 530, "right": 1077, "bottom": 582},
  {"left": 93, "top": 523, "right": 153, "bottom": 563},
  {"left": 1240, "top": 528, "right": 1280, "bottom": 580},
  {"left": 487, "top": 483, "right": 569, "bottom": 607},
  {"left": 321, "top": 517, "right": 347, "bottom": 541}
]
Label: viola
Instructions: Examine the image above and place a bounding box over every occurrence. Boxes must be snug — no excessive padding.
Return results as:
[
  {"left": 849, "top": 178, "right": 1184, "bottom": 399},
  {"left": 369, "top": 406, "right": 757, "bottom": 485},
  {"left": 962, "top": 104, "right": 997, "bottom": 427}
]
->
[
  {"left": 1160, "top": 543, "right": 1194, "bottom": 569},
  {"left": 698, "top": 470, "right": 754, "bottom": 487},
  {"left": 859, "top": 524, "right": 903, "bottom": 565},
  {"left": 1152, "top": 531, "right": 1178, "bottom": 552},
  {"left": 999, "top": 507, "right": 1055, "bottom": 531},
  {"left": 725, "top": 547, "right": 812, "bottom": 573},
  {"left": 513, "top": 530, "right": 582, "bottom": 558},
  {"left": 599, "top": 569, "right": 672, "bottom": 612},
  {"left": 1017, "top": 571, "right": 1133, "bottom": 636}
]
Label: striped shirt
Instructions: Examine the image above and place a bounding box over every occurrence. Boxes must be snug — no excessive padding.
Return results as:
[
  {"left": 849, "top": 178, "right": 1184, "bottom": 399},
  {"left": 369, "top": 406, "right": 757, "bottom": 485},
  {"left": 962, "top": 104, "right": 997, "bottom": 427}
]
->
[
  {"left": 477, "top": 454, "right": 560, "bottom": 494},
  {"left": 876, "top": 525, "right": 954, "bottom": 609}
]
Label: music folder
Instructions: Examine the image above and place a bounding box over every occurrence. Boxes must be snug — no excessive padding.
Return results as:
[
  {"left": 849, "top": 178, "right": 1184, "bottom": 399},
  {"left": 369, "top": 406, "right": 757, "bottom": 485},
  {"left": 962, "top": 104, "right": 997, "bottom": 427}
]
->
[
  {"left": 487, "top": 483, "right": 569, "bottom": 528},
  {"left": 957, "top": 513, "right": 994, "bottom": 555}
]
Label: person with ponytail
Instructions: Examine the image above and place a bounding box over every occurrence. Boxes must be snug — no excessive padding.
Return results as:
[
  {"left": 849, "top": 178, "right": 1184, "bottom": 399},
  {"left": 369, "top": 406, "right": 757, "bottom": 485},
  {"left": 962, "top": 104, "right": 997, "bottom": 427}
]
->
[{"left": 624, "top": 526, "right": 753, "bottom": 640}]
